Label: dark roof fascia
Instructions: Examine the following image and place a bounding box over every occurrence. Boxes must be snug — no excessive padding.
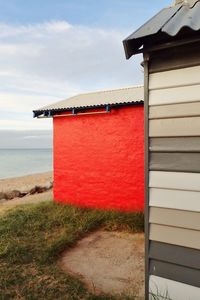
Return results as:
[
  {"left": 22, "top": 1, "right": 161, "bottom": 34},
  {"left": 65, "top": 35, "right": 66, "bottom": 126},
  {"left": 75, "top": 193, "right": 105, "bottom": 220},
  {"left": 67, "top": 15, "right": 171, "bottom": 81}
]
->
[
  {"left": 123, "top": 4, "right": 183, "bottom": 57},
  {"left": 125, "top": 29, "right": 200, "bottom": 58},
  {"left": 123, "top": 4, "right": 183, "bottom": 59},
  {"left": 123, "top": 2, "right": 200, "bottom": 59},
  {"left": 145, "top": 34, "right": 200, "bottom": 54},
  {"left": 33, "top": 101, "right": 144, "bottom": 118},
  {"left": 123, "top": 31, "right": 179, "bottom": 58}
]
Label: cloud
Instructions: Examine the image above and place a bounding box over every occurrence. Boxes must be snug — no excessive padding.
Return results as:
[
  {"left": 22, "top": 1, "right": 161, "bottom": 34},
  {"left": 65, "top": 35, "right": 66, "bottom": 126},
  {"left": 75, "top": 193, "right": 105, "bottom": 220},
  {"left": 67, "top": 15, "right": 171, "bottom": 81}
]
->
[
  {"left": 0, "top": 118, "right": 52, "bottom": 131},
  {"left": 0, "top": 20, "right": 143, "bottom": 130}
]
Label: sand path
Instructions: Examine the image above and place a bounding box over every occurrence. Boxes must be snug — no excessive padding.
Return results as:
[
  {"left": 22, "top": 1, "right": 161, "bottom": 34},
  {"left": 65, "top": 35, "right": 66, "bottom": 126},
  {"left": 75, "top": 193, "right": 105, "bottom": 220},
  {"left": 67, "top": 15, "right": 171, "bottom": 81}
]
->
[{"left": 59, "top": 230, "right": 145, "bottom": 298}]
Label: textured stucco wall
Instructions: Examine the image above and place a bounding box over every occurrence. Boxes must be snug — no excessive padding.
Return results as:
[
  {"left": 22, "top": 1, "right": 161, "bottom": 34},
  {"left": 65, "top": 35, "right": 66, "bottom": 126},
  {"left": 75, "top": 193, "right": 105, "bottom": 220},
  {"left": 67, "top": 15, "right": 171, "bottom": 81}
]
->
[{"left": 53, "top": 105, "right": 144, "bottom": 212}]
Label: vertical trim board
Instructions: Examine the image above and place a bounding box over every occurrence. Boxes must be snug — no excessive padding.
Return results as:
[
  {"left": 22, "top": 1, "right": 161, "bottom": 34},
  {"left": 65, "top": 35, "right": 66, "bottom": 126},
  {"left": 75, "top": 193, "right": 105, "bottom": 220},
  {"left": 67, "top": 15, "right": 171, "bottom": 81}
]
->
[
  {"left": 150, "top": 224, "right": 200, "bottom": 250},
  {"left": 150, "top": 137, "right": 200, "bottom": 152},
  {"left": 149, "top": 171, "right": 200, "bottom": 191},
  {"left": 149, "top": 207, "right": 200, "bottom": 230},
  {"left": 149, "top": 66, "right": 200, "bottom": 90},
  {"left": 149, "top": 275, "right": 200, "bottom": 300},
  {"left": 149, "top": 117, "right": 200, "bottom": 137},
  {"left": 149, "top": 84, "right": 200, "bottom": 106},
  {"left": 144, "top": 53, "right": 150, "bottom": 300},
  {"left": 150, "top": 188, "right": 200, "bottom": 212}
]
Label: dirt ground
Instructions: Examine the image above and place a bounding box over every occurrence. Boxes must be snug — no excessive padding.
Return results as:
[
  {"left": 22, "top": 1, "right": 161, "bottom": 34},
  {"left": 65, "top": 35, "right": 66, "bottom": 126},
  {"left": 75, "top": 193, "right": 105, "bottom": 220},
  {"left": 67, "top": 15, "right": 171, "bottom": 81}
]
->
[{"left": 59, "top": 230, "right": 145, "bottom": 298}]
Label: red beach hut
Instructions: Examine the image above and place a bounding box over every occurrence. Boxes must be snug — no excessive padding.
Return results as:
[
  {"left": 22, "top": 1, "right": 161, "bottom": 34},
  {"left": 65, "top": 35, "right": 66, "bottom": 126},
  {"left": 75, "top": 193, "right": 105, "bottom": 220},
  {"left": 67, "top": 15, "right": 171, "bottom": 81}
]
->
[{"left": 33, "top": 86, "right": 144, "bottom": 212}]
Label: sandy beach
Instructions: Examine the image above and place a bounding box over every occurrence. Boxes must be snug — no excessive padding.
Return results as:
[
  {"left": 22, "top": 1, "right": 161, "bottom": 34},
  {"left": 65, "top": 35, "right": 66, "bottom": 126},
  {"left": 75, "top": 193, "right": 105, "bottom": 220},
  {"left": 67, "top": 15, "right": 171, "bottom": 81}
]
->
[
  {"left": 0, "top": 171, "right": 53, "bottom": 213},
  {"left": 0, "top": 171, "right": 53, "bottom": 193}
]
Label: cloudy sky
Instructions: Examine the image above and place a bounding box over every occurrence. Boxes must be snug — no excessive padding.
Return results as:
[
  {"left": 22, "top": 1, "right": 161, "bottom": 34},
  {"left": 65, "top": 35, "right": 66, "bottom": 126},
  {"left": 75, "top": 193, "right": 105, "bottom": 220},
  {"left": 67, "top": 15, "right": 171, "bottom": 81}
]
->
[{"left": 0, "top": 0, "right": 170, "bottom": 148}]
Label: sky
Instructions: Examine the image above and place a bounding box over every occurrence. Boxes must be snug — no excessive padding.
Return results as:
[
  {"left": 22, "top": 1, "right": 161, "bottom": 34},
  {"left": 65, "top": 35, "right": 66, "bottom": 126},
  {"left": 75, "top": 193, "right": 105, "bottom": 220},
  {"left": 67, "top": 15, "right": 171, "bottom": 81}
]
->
[{"left": 0, "top": 0, "right": 170, "bottom": 148}]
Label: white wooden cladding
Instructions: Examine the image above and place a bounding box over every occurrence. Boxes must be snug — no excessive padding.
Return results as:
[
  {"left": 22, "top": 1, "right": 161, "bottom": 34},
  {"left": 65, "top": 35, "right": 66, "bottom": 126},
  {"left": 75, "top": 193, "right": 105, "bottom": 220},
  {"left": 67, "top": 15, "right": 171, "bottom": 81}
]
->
[
  {"left": 149, "top": 84, "right": 200, "bottom": 106},
  {"left": 150, "top": 224, "right": 200, "bottom": 250},
  {"left": 149, "top": 102, "right": 200, "bottom": 119},
  {"left": 149, "top": 171, "right": 200, "bottom": 191},
  {"left": 149, "top": 66, "right": 200, "bottom": 106},
  {"left": 149, "top": 276, "right": 200, "bottom": 300},
  {"left": 150, "top": 188, "right": 200, "bottom": 212},
  {"left": 149, "top": 117, "right": 200, "bottom": 137},
  {"left": 149, "top": 207, "right": 200, "bottom": 230},
  {"left": 149, "top": 66, "right": 200, "bottom": 90}
]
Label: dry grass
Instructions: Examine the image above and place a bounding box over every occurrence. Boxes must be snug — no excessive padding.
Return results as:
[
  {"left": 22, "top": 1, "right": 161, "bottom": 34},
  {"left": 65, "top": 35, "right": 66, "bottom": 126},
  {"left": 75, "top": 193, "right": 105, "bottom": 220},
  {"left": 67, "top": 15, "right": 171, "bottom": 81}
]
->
[{"left": 0, "top": 201, "right": 144, "bottom": 299}]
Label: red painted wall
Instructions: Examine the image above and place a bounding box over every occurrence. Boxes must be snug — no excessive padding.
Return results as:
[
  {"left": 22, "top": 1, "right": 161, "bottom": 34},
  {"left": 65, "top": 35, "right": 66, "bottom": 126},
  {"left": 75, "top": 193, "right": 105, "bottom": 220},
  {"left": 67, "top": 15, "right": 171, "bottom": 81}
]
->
[{"left": 53, "top": 105, "right": 144, "bottom": 212}]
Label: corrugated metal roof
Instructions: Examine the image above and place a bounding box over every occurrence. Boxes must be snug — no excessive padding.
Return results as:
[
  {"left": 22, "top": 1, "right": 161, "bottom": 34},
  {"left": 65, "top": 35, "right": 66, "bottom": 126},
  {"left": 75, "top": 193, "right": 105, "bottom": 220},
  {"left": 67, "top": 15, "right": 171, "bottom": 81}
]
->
[
  {"left": 33, "top": 85, "right": 144, "bottom": 117},
  {"left": 123, "top": 0, "right": 200, "bottom": 59}
]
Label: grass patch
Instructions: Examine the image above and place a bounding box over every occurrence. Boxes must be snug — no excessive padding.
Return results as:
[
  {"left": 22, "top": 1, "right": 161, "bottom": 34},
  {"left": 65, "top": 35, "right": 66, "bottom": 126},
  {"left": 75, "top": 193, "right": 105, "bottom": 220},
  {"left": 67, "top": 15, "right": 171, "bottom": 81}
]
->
[{"left": 0, "top": 201, "right": 144, "bottom": 299}]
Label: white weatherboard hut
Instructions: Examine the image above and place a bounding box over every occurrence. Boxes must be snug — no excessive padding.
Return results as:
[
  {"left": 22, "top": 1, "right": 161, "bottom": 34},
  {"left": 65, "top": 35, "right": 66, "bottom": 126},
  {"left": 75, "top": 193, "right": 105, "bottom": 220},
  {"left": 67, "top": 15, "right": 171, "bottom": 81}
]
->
[{"left": 123, "top": 0, "right": 200, "bottom": 299}]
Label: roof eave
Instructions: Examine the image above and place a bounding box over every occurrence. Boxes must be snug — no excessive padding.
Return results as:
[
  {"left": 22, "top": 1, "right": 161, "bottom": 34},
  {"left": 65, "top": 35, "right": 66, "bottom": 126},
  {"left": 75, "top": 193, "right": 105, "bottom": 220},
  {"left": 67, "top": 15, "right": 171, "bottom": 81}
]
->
[
  {"left": 123, "top": 2, "right": 200, "bottom": 59},
  {"left": 125, "top": 29, "right": 200, "bottom": 59},
  {"left": 33, "top": 101, "right": 144, "bottom": 119},
  {"left": 123, "top": 38, "right": 144, "bottom": 59}
]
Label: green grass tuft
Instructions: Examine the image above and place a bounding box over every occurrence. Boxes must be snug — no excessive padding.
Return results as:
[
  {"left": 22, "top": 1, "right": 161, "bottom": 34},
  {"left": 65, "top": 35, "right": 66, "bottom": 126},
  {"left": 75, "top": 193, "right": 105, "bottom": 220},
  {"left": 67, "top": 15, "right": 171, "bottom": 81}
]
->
[{"left": 0, "top": 201, "right": 144, "bottom": 299}]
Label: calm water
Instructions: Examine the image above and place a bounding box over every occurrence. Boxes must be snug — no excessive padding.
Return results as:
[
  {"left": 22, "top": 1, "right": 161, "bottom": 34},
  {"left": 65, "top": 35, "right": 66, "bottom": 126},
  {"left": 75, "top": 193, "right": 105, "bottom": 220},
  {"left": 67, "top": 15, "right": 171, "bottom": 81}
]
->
[{"left": 0, "top": 149, "right": 53, "bottom": 179}]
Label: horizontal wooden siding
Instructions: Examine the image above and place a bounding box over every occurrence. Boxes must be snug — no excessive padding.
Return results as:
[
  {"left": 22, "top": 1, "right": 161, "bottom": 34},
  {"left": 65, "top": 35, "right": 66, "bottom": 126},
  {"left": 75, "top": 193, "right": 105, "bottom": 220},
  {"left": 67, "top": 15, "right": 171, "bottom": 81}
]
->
[
  {"left": 150, "top": 137, "right": 200, "bottom": 152},
  {"left": 148, "top": 48, "right": 200, "bottom": 297}
]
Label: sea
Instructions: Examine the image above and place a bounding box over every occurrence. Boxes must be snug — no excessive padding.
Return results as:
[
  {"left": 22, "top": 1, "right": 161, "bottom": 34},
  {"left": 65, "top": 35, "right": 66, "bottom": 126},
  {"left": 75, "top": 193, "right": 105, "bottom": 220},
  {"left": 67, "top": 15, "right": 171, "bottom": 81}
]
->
[{"left": 0, "top": 149, "right": 53, "bottom": 179}]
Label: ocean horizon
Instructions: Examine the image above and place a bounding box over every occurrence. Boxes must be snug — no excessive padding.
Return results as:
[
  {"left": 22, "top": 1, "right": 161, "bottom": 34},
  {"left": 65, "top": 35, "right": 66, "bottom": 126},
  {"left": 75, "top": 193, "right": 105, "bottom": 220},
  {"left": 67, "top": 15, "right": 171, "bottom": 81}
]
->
[{"left": 0, "top": 148, "right": 53, "bottom": 179}]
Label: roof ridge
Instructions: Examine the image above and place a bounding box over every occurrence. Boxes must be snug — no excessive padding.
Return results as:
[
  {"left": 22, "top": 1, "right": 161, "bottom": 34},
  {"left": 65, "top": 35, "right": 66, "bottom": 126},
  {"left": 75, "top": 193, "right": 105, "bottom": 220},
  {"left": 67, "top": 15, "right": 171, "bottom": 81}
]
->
[{"left": 173, "top": 0, "right": 199, "bottom": 7}]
